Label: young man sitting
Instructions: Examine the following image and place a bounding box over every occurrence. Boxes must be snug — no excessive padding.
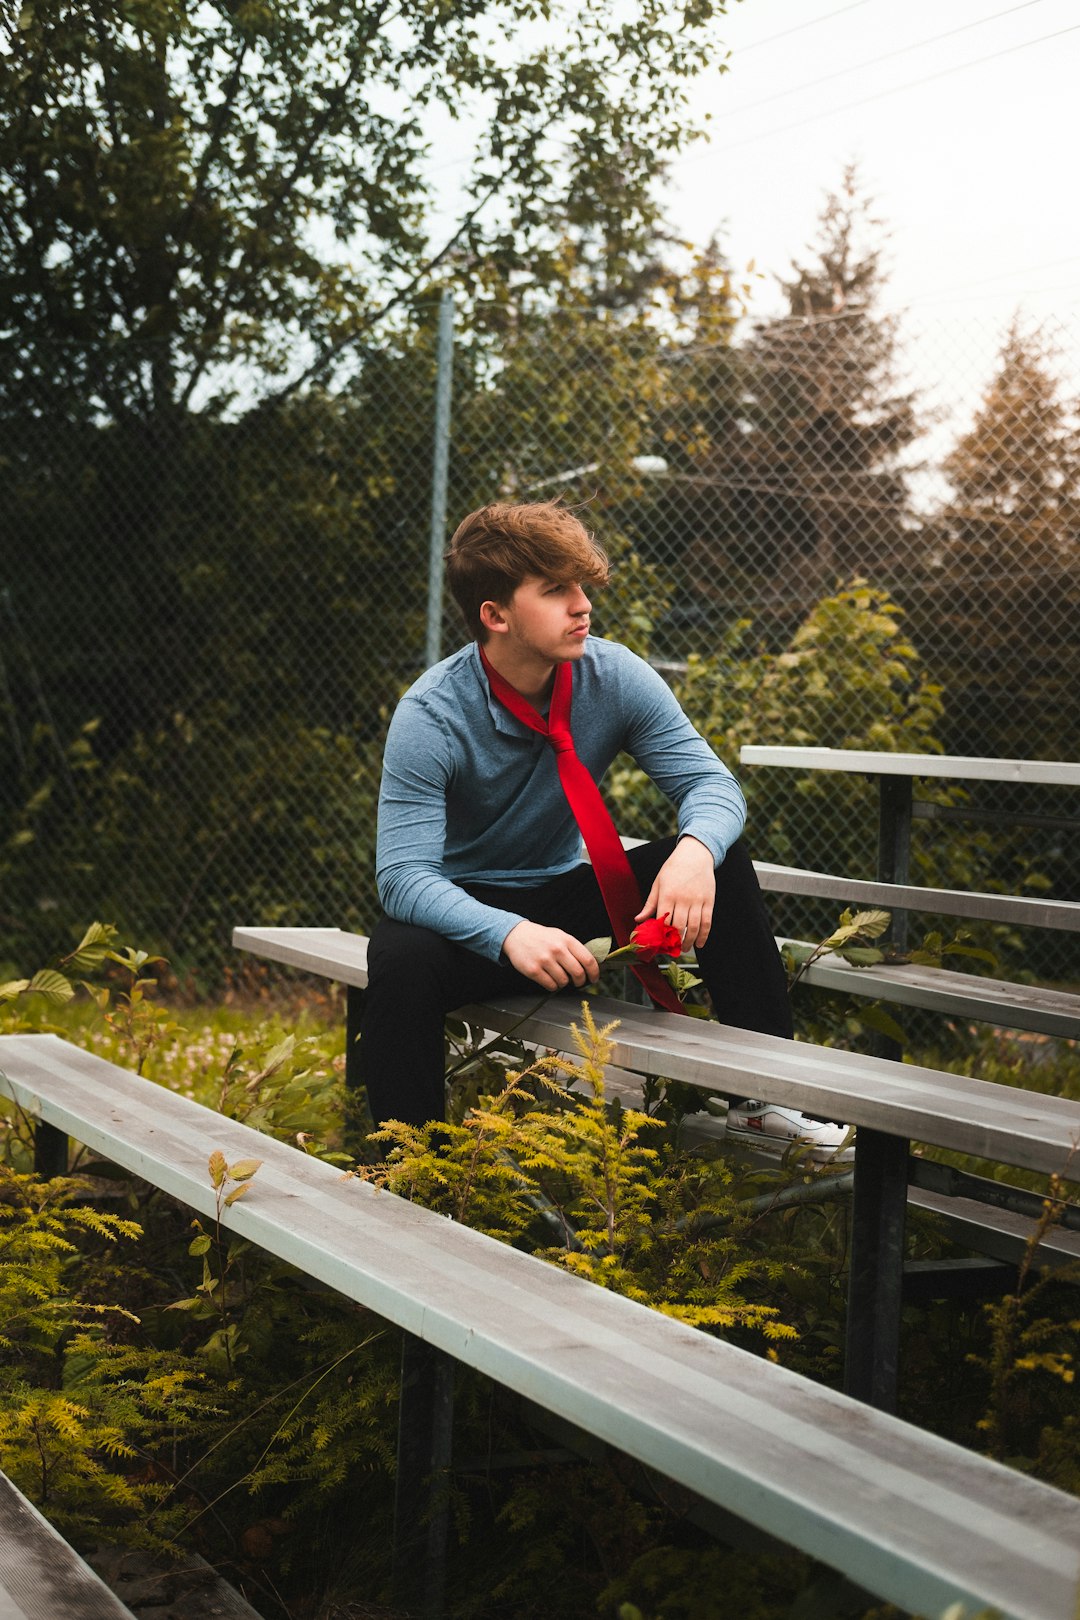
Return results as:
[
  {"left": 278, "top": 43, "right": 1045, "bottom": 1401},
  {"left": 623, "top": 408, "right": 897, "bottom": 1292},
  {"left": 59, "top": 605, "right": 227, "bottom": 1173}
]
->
[{"left": 358, "top": 499, "right": 845, "bottom": 1155}]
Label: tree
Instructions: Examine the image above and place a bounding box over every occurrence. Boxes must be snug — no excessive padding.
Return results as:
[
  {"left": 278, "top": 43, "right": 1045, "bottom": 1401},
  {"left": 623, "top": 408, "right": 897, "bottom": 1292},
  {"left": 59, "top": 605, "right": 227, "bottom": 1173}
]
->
[
  {"left": 923, "top": 317, "right": 1080, "bottom": 760},
  {"left": 0, "top": 0, "right": 732, "bottom": 727},
  {"left": 1, "top": 0, "right": 730, "bottom": 421},
  {"left": 0, "top": 0, "right": 735, "bottom": 963},
  {"left": 677, "top": 165, "right": 923, "bottom": 642},
  {"left": 940, "top": 315, "right": 1080, "bottom": 570}
]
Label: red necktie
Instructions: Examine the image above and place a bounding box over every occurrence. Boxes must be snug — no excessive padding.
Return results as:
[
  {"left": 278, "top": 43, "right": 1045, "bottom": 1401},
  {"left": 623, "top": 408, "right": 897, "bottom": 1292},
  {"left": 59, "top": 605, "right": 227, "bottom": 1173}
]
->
[{"left": 479, "top": 646, "right": 685, "bottom": 1015}]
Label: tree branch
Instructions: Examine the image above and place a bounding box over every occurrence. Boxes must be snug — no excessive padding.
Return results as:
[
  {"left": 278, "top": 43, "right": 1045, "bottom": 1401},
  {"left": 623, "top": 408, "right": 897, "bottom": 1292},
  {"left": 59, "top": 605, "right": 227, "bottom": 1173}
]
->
[
  {"left": 179, "top": 1, "right": 396, "bottom": 411},
  {"left": 255, "top": 171, "right": 507, "bottom": 409}
]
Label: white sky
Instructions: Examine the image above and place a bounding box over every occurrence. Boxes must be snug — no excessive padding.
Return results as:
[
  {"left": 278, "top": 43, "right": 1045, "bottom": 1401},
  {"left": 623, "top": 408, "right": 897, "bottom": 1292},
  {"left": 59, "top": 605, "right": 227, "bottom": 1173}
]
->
[
  {"left": 668, "top": 0, "right": 1080, "bottom": 332},
  {"left": 364, "top": 0, "right": 1080, "bottom": 505},
  {"left": 658, "top": 0, "right": 1080, "bottom": 495},
  {"left": 413, "top": 0, "right": 1080, "bottom": 480}
]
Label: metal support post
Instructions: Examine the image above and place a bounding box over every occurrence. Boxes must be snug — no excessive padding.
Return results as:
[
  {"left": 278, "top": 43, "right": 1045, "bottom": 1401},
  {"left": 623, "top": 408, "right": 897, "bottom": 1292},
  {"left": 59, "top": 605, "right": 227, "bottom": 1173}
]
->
[
  {"left": 845, "top": 775, "right": 915, "bottom": 1408},
  {"left": 392, "top": 1333, "right": 455, "bottom": 1620},
  {"left": 34, "top": 1120, "right": 68, "bottom": 1179},
  {"left": 843, "top": 1127, "right": 909, "bottom": 1412},
  {"left": 344, "top": 984, "right": 367, "bottom": 1150},
  {"left": 425, "top": 289, "right": 455, "bottom": 670},
  {"left": 876, "top": 773, "right": 913, "bottom": 955}
]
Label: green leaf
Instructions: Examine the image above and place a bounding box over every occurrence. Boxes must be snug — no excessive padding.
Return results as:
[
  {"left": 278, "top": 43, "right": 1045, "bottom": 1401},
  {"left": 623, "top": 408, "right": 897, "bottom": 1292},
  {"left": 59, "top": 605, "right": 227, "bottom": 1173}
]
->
[
  {"left": 837, "top": 946, "right": 884, "bottom": 967},
  {"left": 822, "top": 909, "right": 891, "bottom": 950},
  {"left": 855, "top": 1004, "right": 906, "bottom": 1044},
  {"left": 208, "top": 1151, "right": 227, "bottom": 1188},
  {"left": 188, "top": 1234, "right": 212, "bottom": 1256},
  {"left": 223, "top": 1183, "right": 250, "bottom": 1206},
  {"left": 26, "top": 969, "right": 76, "bottom": 1006},
  {"left": 65, "top": 922, "right": 117, "bottom": 975},
  {"left": 583, "top": 936, "right": 613, "bottom": 965},
  {"left": 227, "top": 1158, "right": 262, "bottom": 1182},
  {"left": 0, "top": 978, "right": 30, "bottom": 1003}
]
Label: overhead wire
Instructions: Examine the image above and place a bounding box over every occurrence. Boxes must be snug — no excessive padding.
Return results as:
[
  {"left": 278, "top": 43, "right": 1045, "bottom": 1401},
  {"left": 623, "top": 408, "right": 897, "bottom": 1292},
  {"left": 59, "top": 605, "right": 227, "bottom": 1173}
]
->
[
  {"left": 710, "top": 0, "right": 1051, "bottom": 122},
  {"left": 735, "top": 0, "right": 875, "bottom": 55},
  {"left": 712, "top": 21, "right": 1080, "bottom": 153}
]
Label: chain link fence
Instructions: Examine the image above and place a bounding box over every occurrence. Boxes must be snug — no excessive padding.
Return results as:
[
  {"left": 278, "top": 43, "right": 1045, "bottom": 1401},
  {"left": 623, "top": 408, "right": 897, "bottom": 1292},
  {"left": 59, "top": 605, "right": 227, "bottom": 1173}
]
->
[{"left": 2, "top": 299, "right": 1078, "bottom": 985}]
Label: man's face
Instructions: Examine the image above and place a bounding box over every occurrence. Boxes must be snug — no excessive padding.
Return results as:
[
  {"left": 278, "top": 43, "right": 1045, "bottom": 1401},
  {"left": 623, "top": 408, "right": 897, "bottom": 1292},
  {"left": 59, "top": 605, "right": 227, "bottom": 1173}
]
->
[{"left": 494, "top": 574, "right": 592, "bottom": 663}]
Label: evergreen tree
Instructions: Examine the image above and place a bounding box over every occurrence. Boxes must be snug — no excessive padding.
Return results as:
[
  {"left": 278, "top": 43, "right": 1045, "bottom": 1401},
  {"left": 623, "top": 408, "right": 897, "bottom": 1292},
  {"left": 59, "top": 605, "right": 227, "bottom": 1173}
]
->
[
  {"left": 924, "top": 317, "right": 1080, "bottom": 759},
  {"left": 940, "top": 315, "right": 1080, "bottom": 571},
  {"left": 680, "top": 165, "right": 922, "bottom": 641}
]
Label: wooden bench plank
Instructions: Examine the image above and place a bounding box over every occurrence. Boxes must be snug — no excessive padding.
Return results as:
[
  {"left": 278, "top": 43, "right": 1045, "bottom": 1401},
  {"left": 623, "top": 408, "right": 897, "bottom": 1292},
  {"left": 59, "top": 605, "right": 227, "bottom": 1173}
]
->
[
  {"left": 0, "top": 1471, "right": 136, "bottom": 1619},
  {"left": 1, "top": 1033, "right": 1079, "bottom": 1620},
  {"left": 739, "top": 747, "right": 1080, "bottom": 788},
  {"left": 233, "top": 925, "right": 370, "bottom": 990},
  {"left": 234, "top": 925, "right": 1080, "bottom": 1177},
  {"left": 907, "top": 1186, "right": 1080, "bottom": 1269},
  {"left": 754, "top": 862, "right": 1080, "bottom": 934},
  {"left": 476, "top": 992, "right": 1080, "bottom": 1171},
  {"left": 779, "top": 938, "right": 1080, "bottom": 1040}
]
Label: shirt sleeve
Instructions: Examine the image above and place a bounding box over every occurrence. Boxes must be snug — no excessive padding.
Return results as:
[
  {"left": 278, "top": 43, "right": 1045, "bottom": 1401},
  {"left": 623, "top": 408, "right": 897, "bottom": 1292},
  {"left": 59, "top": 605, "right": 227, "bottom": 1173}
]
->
[
  {"left": 619, "top": 655, "right": 746, "bottom": 864},
  {"left": 375, "top": 696, "right": 527, "bottom": 961}
]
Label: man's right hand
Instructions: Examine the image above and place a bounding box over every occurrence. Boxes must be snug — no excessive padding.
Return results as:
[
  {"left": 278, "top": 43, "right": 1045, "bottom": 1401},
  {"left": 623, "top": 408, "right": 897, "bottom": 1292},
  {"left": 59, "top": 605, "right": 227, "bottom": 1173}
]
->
[{"left": 502, "top": 921, "right": 600, "bottom": 992}]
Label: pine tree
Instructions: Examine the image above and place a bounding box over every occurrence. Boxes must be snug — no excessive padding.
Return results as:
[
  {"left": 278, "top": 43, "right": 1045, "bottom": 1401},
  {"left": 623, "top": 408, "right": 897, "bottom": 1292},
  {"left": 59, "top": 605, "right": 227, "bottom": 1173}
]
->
[
  {"left": 941, "top": 316, "right": 1080, "bottom": 572},
  {"left": 682, "top": 165, "right": 922, "bottom": 639},
  {"left": 924, "top": 317, "right": 1080, "bottom": 759}
]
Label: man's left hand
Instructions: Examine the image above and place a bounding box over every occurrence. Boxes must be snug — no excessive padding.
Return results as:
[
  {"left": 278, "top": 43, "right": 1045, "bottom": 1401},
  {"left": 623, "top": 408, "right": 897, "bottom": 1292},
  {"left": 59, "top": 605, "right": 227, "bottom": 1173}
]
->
[{"left": 635, "top": 836, "right": 716, "bottom": 951}]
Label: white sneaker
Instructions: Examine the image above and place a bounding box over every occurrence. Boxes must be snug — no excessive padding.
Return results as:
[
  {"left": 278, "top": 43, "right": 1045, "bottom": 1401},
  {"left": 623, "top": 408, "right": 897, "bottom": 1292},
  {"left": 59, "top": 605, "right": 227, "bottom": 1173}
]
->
[{"left": 725, "top": 1099, "right": 854, "bottom": 1163}]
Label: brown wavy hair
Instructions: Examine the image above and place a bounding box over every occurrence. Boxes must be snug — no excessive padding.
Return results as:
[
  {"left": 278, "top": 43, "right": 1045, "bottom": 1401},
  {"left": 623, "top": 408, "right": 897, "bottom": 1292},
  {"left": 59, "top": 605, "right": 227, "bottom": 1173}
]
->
[{"left": 446, "top": 501, "right": 609, "bottom": 641}]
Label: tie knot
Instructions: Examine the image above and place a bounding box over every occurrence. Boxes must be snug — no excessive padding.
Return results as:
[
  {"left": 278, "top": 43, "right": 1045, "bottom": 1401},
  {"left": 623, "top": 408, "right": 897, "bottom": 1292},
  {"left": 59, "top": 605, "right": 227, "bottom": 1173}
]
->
[{"left": 548, "top": 729, "right": 574, "bottom": 756}]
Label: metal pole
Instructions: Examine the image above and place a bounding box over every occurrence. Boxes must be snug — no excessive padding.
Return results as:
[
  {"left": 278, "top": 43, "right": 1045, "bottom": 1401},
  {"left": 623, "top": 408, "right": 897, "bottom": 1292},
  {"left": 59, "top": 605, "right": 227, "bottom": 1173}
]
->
[
  {"left": 425, "top": 290, "right": 455, "bottom": 669},
  {"left": 392, "top": 1332, "right": 455, "bottom": 1618},
  {"left": 843, "top": 1127, "right": 908, "bottom": 1412},
  {"left": 876, "top": 774, "right": 913, "bottom": 955},
  {"left": 842, "top": 771, "right": 916, "bottom": 1410}
]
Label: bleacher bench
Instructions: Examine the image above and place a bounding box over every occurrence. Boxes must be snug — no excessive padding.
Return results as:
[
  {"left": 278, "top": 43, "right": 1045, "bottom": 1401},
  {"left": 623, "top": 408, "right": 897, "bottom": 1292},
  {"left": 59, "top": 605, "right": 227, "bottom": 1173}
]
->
[
  {"left": 3, "top": 1031, "right": 1080, "bottom": 1620},
  {"left": 0, "top": 1468, "right": 136, "bottom": 1619}
]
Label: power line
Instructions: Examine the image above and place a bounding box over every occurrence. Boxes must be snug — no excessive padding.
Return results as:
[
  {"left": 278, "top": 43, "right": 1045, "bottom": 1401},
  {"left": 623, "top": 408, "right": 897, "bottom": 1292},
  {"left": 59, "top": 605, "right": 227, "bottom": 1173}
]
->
[
  {"left": 714, "top": 0, "right": 1050, "bottom": 123},
  {"left": 736, "top": 0, "right": 875, "bottom": 55},
  {"left": 709, "top": 21, "right": 1080, "bottom": 154},
  {"left": 908, "top": 254, "right": 1080, "bottom": 304},
  {"left": 906, "top": 259, "right": 1080, "bottom": 311}
]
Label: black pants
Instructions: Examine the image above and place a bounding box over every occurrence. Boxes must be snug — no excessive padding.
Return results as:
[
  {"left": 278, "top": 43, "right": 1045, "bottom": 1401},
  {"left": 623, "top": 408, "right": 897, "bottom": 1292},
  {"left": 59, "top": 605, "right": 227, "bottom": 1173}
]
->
[{"left": 357, "top": 837, "right": 792, "bottom": 1128}]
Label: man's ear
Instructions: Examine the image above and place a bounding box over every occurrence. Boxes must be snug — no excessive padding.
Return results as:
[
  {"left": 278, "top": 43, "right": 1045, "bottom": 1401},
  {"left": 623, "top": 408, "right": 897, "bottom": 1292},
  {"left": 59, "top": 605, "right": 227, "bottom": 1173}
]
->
[{"left": 479, "top": 598, "right": 509, "bottom": 635}]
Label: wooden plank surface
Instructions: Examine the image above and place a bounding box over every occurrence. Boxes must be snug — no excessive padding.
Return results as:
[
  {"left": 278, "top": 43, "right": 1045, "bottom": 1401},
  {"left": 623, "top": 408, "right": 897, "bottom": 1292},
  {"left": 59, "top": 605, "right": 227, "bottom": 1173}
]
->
[
  {"left": 233, "top": 925, "right": 370, "bottom": 989},
  {"left": 1, "top": 1033, "right": 1079, "bottom": 1620},
  {"left": 461, "top": 993, "right": 1080, "bottom": 1175},
  {"left": 739, "top": 747, "right": 1080, "bottom": 788},
  {"left": 232, "top": 930, "right": 1080, "bottom": 1176},
  {"left": 0, "top": 1471, "right": 136, "bottom": 1619},
  {"left": 782, "top": 940, "right": 1080, "bottom": 1039},
  {"left": 754, "top": 862, "right": 1080, "bottom": 934},
  {"left": 907, "top": 1187, "right": 1080, "bottom": 1269}
]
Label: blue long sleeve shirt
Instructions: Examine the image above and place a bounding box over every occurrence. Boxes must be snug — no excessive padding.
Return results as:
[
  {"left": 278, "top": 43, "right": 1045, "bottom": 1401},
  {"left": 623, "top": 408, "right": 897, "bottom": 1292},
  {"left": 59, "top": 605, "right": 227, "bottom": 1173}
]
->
[{"left": 375, "top": 637, "right": 747, "bottom": 961}]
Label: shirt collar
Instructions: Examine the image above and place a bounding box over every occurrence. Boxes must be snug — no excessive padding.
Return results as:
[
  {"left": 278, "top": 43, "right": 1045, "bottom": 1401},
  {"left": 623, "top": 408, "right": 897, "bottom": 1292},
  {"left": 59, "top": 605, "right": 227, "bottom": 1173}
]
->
[{"left": 469, "top": 640, "right": 536, "bottom": 738}]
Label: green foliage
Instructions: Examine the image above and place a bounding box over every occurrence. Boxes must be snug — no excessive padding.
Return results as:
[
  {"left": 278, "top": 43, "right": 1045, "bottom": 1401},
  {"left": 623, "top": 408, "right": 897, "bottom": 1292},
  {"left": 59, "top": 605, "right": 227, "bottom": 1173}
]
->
[
  {"left": 783, "top": 908, "right": 892, "bottom": 988},
  {"left": 608, "top": 580, "right": 946, "bottom": 884},
  {"left": 970, "top": 1164, "right": 1080, "bottom": 1487},
  {"left": 1, "top": 922, "right": 118, "bottom": 1023},
  {"left": 0, "top": 1164, "right": 202, "bottom": 1542},
  {"left": 367, "top": 1002, "right": 798, "bottom": 1343},
  {"left": 2, "top": 0, "right": 731, "bottom": 417}
]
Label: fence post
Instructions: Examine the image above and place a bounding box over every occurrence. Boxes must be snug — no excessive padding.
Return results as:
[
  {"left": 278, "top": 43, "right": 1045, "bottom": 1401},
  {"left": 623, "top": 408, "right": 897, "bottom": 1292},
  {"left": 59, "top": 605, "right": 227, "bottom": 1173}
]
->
[{"left": 425, "top": 290, "right": 455, "bottom": 669}]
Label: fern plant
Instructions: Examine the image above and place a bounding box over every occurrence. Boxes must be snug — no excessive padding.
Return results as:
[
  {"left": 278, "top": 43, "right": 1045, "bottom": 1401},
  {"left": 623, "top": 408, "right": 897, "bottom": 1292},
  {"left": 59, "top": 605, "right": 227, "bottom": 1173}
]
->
[{"left": 364, "top": 1003, "right": 798, "bottom": 1347}]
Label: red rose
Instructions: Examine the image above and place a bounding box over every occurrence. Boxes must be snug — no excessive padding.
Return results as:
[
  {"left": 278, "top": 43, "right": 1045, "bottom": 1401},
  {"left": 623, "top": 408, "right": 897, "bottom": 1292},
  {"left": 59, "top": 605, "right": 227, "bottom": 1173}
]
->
[{"left": 630, "top": 915, "right": 683, "bottom": 962}]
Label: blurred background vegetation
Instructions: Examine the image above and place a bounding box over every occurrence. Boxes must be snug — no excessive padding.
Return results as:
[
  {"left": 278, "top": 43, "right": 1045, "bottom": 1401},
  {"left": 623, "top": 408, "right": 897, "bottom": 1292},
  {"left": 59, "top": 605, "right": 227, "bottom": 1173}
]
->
[{"left": 2, "top": 3, "right": 1078, "bottom": 989}]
